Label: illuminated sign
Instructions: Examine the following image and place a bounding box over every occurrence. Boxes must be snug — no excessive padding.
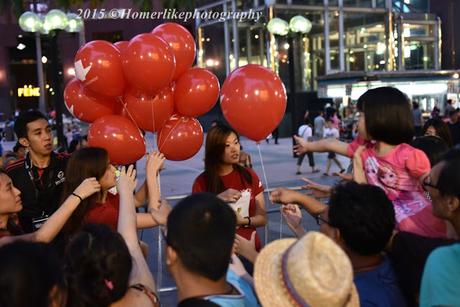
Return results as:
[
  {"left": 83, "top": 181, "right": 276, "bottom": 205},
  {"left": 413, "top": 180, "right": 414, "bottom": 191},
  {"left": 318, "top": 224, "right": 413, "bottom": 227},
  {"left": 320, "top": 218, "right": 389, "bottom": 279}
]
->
[{"left": 18, "top": 85, "right": 40, "bottom": 97}]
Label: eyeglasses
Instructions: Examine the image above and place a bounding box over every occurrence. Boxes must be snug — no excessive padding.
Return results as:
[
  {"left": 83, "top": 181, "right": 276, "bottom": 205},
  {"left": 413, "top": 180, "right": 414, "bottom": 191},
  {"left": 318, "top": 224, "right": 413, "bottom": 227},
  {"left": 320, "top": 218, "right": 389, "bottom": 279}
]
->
[
  {"left": 422, "top": 175, "right": 440, "bottom": 192},
  {"left": 315, "top": 214, "right": 331, "bottom": 226}
]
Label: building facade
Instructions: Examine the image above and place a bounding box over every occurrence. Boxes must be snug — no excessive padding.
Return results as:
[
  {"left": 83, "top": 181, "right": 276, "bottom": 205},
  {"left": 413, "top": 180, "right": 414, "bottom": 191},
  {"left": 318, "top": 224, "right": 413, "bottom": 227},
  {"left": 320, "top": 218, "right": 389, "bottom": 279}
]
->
[{"left": 195, "top": 0, "right": 460, "bottom": 134}]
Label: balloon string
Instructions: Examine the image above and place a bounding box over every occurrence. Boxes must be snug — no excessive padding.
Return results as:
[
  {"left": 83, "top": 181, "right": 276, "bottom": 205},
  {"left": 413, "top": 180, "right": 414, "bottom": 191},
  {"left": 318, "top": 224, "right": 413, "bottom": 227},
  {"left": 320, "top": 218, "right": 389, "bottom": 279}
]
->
[
  {"left": 257, "top": 143, "right": 271, "bottom": 203},
  {"left": 150, "top": 95, "right": 156, "bottom": 152},
  {"left": 116, "top": 96, "right": 143, "bottom": 134},
  {"left": 158, "top": 117, "right": 181, "bottom": 153}
]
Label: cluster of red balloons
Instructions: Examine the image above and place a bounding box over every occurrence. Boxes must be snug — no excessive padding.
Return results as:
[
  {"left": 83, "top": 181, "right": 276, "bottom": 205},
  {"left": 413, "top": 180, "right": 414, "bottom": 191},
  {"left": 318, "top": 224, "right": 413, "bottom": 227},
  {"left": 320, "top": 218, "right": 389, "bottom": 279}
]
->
[{"left": 65, "top": 23, "right": 220, "bottom": 164}]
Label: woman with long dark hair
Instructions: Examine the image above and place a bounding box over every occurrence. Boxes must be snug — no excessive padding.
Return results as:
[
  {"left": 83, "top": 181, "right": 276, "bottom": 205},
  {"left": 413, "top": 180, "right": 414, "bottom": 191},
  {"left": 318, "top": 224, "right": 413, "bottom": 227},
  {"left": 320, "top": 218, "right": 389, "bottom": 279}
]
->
[
  {"left": 61, "top": 147, "right": 165, "bottom": 238},
  {"left": 192, "top": 123, "right": 267, "bottom": 251}
]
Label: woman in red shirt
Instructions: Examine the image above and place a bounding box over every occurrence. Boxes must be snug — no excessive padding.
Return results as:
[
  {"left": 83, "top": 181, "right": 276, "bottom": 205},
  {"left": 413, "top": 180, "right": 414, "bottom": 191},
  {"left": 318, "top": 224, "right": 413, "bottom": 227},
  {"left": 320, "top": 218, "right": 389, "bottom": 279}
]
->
[
  {"left": 61, "top": 147, "right": 165, "bottom": 238},
  {"left": 192, "top": 123, "right": 267, "bottom": 251}
]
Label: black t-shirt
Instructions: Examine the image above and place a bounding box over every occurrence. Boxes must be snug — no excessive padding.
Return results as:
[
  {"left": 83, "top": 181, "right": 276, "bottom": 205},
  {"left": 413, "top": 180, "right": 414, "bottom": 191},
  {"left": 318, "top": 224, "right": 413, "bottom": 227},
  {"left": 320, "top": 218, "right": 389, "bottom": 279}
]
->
[
  {"left": 448, "top": 121, "right": 460, "bottom": 146},
  {"left": 6, "top": 152, "right": 69, "bottom": 233},
  {"left": 177, "top": 298, "right": 220, "bottom": 307}
]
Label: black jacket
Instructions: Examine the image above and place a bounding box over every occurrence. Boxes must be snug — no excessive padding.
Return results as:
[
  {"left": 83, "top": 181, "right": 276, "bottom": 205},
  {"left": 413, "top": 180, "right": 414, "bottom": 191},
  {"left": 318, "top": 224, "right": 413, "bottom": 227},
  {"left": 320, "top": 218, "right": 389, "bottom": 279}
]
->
[{"left": 6, "top": 152, "right": 69, "bottom": 233}]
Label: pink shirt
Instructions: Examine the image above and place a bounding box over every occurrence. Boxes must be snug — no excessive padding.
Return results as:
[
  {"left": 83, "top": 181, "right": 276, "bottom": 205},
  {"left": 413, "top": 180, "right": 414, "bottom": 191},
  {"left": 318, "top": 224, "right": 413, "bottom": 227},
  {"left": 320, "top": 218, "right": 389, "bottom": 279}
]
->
[{"left": 348, "top": 137, "right": 447, "bottom": 238}]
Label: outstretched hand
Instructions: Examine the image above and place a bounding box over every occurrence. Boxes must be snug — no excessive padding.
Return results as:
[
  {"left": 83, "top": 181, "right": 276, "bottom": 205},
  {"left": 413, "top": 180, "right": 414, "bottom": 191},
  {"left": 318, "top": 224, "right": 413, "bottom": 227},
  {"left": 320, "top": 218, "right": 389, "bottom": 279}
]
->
[
  {"left": 300, "top": 177, "right": 331, "bottom": 198},
  {"left": 270, "top": 188, "right": 300, "bottom": 205},
  {"left": 293, "top": 135, "right": 309, "bottom": 155}
]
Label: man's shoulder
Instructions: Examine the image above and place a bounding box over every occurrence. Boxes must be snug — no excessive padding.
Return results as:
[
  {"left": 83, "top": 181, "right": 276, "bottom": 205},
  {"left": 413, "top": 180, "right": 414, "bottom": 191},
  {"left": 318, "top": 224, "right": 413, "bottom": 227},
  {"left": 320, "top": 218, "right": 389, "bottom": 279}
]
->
[
  {"left": 54, "top": 152, "right": 71, "bottom": 161},
  {"left": 5, "top": 158, "right": 26, "bottom": 174}
]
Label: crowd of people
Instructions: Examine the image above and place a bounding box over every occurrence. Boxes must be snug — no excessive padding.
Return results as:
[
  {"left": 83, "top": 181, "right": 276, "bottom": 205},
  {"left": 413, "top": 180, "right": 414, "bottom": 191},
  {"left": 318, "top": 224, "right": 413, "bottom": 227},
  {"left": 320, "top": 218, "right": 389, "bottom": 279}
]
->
[{"left": 0, "top": 86, "right": 459, "bottom": 307}]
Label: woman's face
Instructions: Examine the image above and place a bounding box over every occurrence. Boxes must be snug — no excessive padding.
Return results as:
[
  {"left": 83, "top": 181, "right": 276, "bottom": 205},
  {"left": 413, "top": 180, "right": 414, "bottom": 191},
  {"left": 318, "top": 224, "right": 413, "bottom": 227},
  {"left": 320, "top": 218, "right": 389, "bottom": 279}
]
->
[
  {"left": 0, "top": 174, "right": 22, "bottom": 215},
  {"left": 425, "top": 125, "right": 437, "bottom": 137},
  {"left": 99, "top": 162, "right": 117, "bottom": 190},
  {"left": 221, "top": 132, "right": 240, "bottom": 165}
]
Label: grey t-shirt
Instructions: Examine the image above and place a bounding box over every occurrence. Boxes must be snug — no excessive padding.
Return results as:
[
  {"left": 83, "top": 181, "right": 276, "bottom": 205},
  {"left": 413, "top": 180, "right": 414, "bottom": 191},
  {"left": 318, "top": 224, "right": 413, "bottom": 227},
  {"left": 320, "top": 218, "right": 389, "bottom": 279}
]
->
[{"left": 314, "top": 115, "right": 325, "bottom": 138}]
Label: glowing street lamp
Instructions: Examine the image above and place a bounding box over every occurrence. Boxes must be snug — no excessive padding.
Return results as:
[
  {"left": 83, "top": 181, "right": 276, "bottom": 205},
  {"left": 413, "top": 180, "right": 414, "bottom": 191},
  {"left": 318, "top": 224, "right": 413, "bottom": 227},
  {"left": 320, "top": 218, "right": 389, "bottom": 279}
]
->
[{"left": 267, "top": 18, "right": 289, "bottom": 36}]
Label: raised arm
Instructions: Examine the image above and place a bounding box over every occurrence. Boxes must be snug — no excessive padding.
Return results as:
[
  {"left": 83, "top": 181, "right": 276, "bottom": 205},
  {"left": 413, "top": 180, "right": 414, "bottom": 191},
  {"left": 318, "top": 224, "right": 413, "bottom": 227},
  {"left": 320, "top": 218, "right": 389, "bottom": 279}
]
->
[
  {"left": 117, "top": 166, "right": 156, "bottom": 292},
  {"left": 293, "top": 135, "right": 349, "bottom": 156},
  {"left": 0, "top": 178, "right": 100, "bottom": 246},
  {"left": 270, "top": 188, "right": 327, "bottom": 216}
]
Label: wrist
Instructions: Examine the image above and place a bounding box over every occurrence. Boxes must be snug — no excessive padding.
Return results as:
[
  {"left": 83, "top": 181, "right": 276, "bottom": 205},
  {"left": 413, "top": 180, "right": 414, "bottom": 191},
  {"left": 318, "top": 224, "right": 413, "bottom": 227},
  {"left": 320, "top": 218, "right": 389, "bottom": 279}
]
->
[{"left": 71, "top": 192, "right": 83, "bottom": 202}]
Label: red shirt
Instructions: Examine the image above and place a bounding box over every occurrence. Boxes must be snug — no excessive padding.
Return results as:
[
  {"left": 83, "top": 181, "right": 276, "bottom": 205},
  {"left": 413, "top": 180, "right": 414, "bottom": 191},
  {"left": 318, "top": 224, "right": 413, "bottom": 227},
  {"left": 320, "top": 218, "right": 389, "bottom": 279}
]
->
[
  {"left": 84, "top": 193, "right": 120, "bottom": 231},
  {"left": 192, "top": 168, "right": 264, "bottom": 250}
]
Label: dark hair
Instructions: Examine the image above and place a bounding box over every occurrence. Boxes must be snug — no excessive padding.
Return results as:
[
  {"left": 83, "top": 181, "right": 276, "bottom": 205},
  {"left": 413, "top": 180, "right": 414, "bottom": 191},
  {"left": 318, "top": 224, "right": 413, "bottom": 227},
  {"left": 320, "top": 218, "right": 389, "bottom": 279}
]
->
[
  {"left": 65, "top": 224, "right": 132, "bottom": 307},
  {"left": 68, "top": 139, "right": 79, "bottom": 153},
  {"left": 437, "top": 149, "right": 460, "bottom": 199},
  {"left": 449, "top": 109, "right": 458, "bottom": 117},
  {"left": 358, "top": 87, "right": 414, "bottom": 145},
  {"left": 62, "top": 147, "right": 109, "bottom": 237},
  {"left": 0, "top": 241, "right": 65, "bottom": 307},
  {"left": 204, "top": 123, "right": 252, "bottom": 193},
  {"left": 328, "top": 182, "right": 395, "bottom": 255},
  {"left": 410, "top": 136, "right": 449, "bottom": 167},
  {"left": 166, "top": 193, "right": 236, "bottom": 281},
  {"left": 13, "top": 110, "right": 48, "bottom": 140},
  {"left": 412, "top": 102, "right": 419, "bottom": 109},
  {"left": 422, "top": 118, "right": 453, "bottom": 147},
  {"left": 13, "top": 141, "right": 25, "bottom": 153}
]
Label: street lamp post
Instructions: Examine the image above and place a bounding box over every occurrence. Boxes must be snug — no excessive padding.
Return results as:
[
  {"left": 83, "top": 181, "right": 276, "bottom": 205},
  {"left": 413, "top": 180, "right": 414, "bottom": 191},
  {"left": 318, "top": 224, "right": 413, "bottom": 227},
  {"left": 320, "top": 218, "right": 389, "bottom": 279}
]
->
[
  {"left": 19, "top": 9, "right": 83, "bottom": 151},
  {"left": 267, "top": 15, "right": 312, "bottom": 156}
]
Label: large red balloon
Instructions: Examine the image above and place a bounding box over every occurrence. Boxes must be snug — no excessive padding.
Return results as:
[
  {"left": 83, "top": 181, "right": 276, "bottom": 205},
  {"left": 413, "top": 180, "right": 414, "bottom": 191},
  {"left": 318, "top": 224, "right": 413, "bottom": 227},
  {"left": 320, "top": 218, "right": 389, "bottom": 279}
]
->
[
  {"left": 220, "top": 64, "right": 287, "bottom": 142},
  {"left": 158, "top": 115, "right": 203, "bottom": 161},
  {"left": 88, "top": 115, "right": 146, "bottom": 165},
  {"left": 114, "top": 41, "right": 129, "bottom": 54},
  {"left": 64, "top": 78, "right": 116, "bottom": 123},
  {"left": 74, "top": 40, "right": 125, "bottom": 97},
  {"left": 122, "top": 33, "right": 175, "bottom": 95},
  {"left": 122, "top": 87, "right": 174, "bottom": 132},
  {"left": 174, "top": 68, "right": 220, "bottom": 117},
  {"left": 152, "top": 23, "right": 196, "bottom": 80}
]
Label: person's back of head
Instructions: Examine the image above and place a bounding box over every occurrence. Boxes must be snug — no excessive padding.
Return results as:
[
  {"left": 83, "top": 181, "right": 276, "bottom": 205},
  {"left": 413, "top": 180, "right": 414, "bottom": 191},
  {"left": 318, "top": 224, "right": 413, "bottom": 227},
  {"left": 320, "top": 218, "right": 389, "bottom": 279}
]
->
[
  {"left": 328, "top": 181, "right": 395, "bottom": 255},
  {"left": 13, "top": 110, "right": 48, "bottom": 140},
  {"left": 0, "top": 241, "right": 65, "bottom": 307},
  {"left": 411, "top": 136, "right": 449, "bottom": 167},
  {"left": 358, "top": 87, "right": 414, "bottom": 145},
  {"left": 65, "top": 224, "right": 132, "bottom": 307},
  {"left": 166, "top": 193, "right": 236, "bottom": 281}
]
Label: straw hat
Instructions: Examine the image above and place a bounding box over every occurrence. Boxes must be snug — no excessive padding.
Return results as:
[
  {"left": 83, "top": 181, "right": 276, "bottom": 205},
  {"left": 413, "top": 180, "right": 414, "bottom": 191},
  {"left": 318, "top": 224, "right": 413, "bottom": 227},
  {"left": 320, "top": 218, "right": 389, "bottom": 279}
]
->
[{"left": 254, "top": 232, "right": 359, "bottom": 307}]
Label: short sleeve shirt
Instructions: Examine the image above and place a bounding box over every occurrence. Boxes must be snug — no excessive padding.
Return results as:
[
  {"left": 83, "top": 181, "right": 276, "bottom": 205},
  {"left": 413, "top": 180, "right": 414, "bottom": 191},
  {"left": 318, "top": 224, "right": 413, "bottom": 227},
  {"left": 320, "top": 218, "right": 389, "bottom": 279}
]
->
[
  {"left": 347, "top": 137, "right": 447, "bottom": 238},
  {"left": 192, "top": 168, "right": 264, "bottom": 249}
]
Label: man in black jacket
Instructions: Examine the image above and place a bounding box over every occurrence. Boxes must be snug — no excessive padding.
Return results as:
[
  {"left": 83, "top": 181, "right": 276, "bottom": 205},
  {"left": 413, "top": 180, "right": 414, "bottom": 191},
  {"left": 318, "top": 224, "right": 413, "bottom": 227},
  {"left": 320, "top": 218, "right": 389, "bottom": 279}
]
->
[{"left": 6, "top": 111, "right": 69, "bottom": 233}]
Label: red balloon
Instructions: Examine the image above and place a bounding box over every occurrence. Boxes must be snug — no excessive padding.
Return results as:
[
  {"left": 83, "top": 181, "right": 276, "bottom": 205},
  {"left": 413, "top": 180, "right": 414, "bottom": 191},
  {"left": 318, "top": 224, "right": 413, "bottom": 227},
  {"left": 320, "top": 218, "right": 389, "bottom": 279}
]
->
[
  {"left": 152, "top": 23, "right": 196, "bottom": 80},
  {"left": 88, "top": 115, "right": 146, "bottom": 165},
  {"left": 122, "top": 33, "right": 175, "bottom": 95},
  {"left": 122, "top": 87, "right": 174, "bottom": 132},
  {"left": 64, "top": 78, "right": 116, "bottom": 123},
  {"left": 158, "top": 115, "right": 203, "bottom": 161},
  {"left": 74, "top": 40, "right": 125, "bottom": 97},
  {"left": 175, "top": 68, "right": 220, "bottom": 117},
  {"left": 220, "top": 64, "right": 287, "bottom": 142},
  {"left": 114, "top": 41, "right": 129, "bottom": 54}
]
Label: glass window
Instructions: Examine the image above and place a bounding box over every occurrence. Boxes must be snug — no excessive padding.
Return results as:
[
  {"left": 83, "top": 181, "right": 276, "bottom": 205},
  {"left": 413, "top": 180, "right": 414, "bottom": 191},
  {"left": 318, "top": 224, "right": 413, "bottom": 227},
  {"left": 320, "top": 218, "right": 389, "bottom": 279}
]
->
[{"left": 343, "top": 12, "right": 387, "bottom": 71}]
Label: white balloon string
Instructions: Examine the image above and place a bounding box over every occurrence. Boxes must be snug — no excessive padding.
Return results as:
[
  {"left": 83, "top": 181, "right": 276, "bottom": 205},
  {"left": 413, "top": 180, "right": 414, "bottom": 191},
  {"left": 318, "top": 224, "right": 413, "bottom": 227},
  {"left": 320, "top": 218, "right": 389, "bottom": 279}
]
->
[
  {"left": 150, "top": 94, "right": 157, "bottom": 153},
  {"left": 157, "top": 117, "right": 182, "bottom": 153},
  {"left": 116, "top": 96, "right": 147, "bottom": 156},
  {"left": 257, "top": 143, "right": 270, "bottom": 203}
]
